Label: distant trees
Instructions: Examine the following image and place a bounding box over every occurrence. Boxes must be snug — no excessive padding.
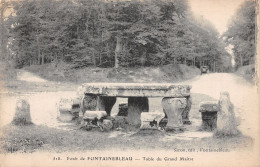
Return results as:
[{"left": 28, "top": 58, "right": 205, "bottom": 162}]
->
[
  {"left": 3, "top": 0, "right": 230, "bottom": 72},
  {"left": 0, "top": 0, "right": 9, "bottom": 61},
  {"left": 223, "top": 0, "right": 256, "bottom": 67}
]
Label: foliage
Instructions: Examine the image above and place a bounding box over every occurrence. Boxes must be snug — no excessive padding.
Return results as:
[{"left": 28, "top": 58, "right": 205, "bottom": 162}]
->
[
  {"left": 223, "top": 0, "right": 256, "bottom": 67},
  {"left": 2, "top": 0, "right": 230, "bottom": 71}
]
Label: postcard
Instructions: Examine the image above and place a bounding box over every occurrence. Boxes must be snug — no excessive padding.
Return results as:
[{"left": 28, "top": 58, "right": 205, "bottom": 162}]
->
[{"left": 0, "top": 0, "right": 259, "bottom": 166}]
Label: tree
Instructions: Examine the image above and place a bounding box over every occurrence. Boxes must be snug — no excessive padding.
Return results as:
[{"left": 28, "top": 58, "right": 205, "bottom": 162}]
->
[
  {"left": 6, "top": 0, "right": 230, "bottom": 71},
  {"left": 223, "top": 0, "right": 256, "bottom": 67},
  {"left": 0, "top": 0, "right": 10, "bottom": 61}
]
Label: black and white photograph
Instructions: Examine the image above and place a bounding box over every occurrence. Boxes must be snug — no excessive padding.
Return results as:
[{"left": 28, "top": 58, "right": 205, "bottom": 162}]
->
[{"left": 0, "top": 0, "right": 259, "bottom": 166}]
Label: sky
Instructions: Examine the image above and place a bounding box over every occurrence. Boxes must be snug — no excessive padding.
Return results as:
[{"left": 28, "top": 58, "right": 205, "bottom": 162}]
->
[{"left": 188, "top": 0, "right": 247, "bottom": 34}]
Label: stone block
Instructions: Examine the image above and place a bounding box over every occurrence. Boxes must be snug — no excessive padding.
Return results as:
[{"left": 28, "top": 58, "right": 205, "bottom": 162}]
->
[
  {"left": 199, "top": 101, "right": 219, "bottom": 112},
  {"left": 140, "top": 112, "right": 165, "bottom": 129},
  {"left": 159, "top": 118, "right": 168, "bottom": 129},
  {"left": 79, "top": 83, "right": 191, "bottom": 98},
  {"left": 199, "top": 101, "right": 219, "bottom": 131},
  {"left": 81, "top": 94, "right": 97, "bottom": 115},
  {"left": 112, "top": 116, "right": 128, "bottom": 129},
  {"left": 215, "top": 92, "right": 239, "bottom": 136},
  {"left": 57, "top": 98, "right": 75, "bottom": 122},
  {"left": 83, "top": 110, "right": 107, "bottom": 120},
  {"left": 81, "top": 111, "right": 113, "bottom": 131},
  {"left": 162, "top": 97, "right": 187, "bottom": 131},
  {"left": 12, "top": 99, "right": 32, "bottom": 125},
  {"left": 182, "top": 96, "right": 192, "bottom": 124},
  {"left": 58, "top": 98, "right": 73, "bottom": 113},
  {"left": 99, "top": 119, "right": 113, "bottom": 131},
  {"left": 127, "top": 97, "right": 148, "bottom": 127}
]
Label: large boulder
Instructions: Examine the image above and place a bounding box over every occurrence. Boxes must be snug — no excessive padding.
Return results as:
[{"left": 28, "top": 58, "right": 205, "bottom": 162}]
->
[
  {"left": 12, "top": 99, "right": 32, "bottom": 125},
  {"left": 215, "top": 92, "right": 239, "bottom": 137}
]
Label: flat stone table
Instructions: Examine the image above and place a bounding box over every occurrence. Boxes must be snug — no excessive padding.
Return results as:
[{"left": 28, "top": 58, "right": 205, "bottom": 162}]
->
[{"left": 78, "top": 83, "right": 192, "bottom": 130}]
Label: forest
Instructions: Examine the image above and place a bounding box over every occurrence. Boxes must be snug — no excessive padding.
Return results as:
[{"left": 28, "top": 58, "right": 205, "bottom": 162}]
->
[
  {"left": 1, "top": 0, "right": 254, "bottom": 72},
  {"left": 223, "top": 0, "right": 256, "bottom": 68}
]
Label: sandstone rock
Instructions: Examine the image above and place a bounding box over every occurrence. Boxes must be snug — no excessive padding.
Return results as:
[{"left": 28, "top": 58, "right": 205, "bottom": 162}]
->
[
  {"left": 57, "top": 98, "right": 74, "bottom": 122},
  {"left": 215, "top": 92, "right": 239, "bottom": 136},
  {"left": 112, "top": 116, "right": 128, "bottom": 129},
  {"left": 58, "top": 98, "right": 73, "bottom": 112},
  {"left": 182, "top": 96, "right": 192, "bottom": 124},
  {"left": 159, "top": 118, "right": 168, "bottom": 129},
  {"left": 100, "top": 119, "right": 113, "bottom": 131},
  {"left": 72, "top": 97, "right": 81, "bottom": 115},
  {"left": 81, "top": 94, "right": 97, "bottom": 115},
  {"left": 83, "top": 110, "right": 107, "bottom": 120},
  {"left": 78, "top": 83, "right": 192, "bottom": 129},
  {"left": 127, "top": 97, "right": 148, "bottom": 127},
  {"left": 12, "top": 99, "right": 32, "bottom": 125},
  {"left": 140, "top": 112, "right": 165, "bottom": 129},
  {"left": 79, "top": 83, "right": 191, "bottom": 98},
  {"left": 96, "top": 96, "right": 117, "bottom": 116},
  {"left": 199, "top": 101, "right": 219, "bottom": 112},
  {"left": 199, "top": 101, "right": 219, "bottom": 131},
  {"left": 81, "top": 111, "right": 110, "bottom": 131},
  {"left": 162, "top": 97, "right": 187, "bottom": 131}
]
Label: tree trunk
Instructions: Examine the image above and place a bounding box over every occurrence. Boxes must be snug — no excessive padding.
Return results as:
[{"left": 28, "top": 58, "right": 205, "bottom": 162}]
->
[
  {"left": 38, "top": 54, "right": 41, "bottom": 65},
  {"left": 99, "top": 53, "right": 102, "bottom": 65},
  {"left": 213, "top": 60, "right": 216, "bottom": 72},
  {"left": 173, "top": 57, "right": 177, "bottom": 64},
  {"left": 41, "top": 53, "right": 45, "bottom": 65},
  {"left": 240, "top": 55, "right": 243, "bottom": 66},
  {"left": 92, "top": 50, "right": 96, "bottom": 66},
  {"left": 37, "top": 37, "right": 41, "bottom": 65},
  {"left": 77, "top": 26, "right": 79, "bottom": 39},
  {"left": 114, "top": 36, "right": 122, "bottom": 68},
  {"left": 213, "top": 55, "right": 216, "bottom": 72},
  {"left": 0, "top": 0, "right": 8, "bottom": 60}
]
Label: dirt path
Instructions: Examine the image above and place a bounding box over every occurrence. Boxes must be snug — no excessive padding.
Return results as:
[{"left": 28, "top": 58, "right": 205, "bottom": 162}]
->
[{"left": 16, "top": 69, "right": 48, "bottom": 83}]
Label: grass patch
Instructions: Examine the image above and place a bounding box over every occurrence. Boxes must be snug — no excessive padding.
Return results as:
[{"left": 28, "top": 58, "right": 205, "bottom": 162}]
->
[
  {"left": 0, "top": 121, "right": 253, "bottom": 153},
  {"left": 23, "top": 63, "right": 200, "bottom": 84},
  {"left": 236, "top": 64, "right": 256, "bottom": 83}
]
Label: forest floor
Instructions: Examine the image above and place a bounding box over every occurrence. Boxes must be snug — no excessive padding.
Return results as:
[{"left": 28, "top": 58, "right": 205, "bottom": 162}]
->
[
  {"left": 0, "top": 63, "right": 258, "bottom": 160},
  {"left": 22, "top": 62, "right": 201, "bottom": 84},
  {"left": 1, "top": 62, "right": 200, "bottom": 93}
]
